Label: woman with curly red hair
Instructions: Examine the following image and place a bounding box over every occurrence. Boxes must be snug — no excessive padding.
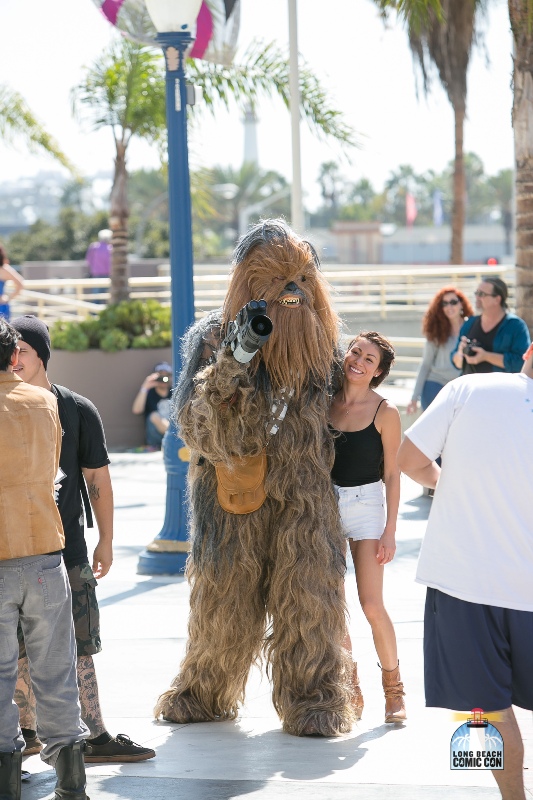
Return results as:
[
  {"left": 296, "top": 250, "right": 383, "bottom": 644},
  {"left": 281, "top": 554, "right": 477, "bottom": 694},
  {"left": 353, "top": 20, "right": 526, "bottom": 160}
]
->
[{"left": 407, "top": 287, "right": 474, "bottom": 415}]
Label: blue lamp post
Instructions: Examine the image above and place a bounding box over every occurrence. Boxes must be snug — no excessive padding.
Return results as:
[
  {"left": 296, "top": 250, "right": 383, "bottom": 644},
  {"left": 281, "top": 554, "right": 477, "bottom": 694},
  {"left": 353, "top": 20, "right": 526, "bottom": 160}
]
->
[{"left": 137, "top": 0, "right": 203, "bottom": 575}]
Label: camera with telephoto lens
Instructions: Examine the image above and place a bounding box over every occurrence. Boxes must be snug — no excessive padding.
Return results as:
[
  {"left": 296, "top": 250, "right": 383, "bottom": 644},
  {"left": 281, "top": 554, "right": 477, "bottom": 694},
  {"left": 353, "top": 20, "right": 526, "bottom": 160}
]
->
[
  {"left": 463, "top": 338, "right": 479, "bottom": 357},
  {"left": 222, "top": 299, "right": 273, "bottom": 364}
]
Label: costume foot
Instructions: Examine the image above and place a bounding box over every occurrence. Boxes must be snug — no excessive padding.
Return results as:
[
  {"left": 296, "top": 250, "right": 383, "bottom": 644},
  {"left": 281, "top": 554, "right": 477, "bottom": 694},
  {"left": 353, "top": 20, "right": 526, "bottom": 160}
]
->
[
  {"left": 286, "top": 711, "right": 353, "bottom": 738},
  {"left": 154, "top": 689, "right": 213, "bottom": 724}
]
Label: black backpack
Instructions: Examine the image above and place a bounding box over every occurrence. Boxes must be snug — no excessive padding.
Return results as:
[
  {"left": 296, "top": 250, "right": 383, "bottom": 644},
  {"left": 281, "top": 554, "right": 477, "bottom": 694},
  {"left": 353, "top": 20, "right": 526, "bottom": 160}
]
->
[{"left": 52, "top": 384, "right": 94, "bottom": 528}]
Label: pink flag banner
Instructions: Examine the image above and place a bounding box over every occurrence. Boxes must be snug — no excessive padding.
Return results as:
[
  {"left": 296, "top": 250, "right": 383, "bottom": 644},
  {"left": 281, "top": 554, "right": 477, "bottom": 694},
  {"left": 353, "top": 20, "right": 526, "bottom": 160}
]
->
[
  {"left": 93, "top": 0, "right": 240, "bottom": 66},
  {"left": 406, "top": 192, "right": 417, "bottom": 227}
]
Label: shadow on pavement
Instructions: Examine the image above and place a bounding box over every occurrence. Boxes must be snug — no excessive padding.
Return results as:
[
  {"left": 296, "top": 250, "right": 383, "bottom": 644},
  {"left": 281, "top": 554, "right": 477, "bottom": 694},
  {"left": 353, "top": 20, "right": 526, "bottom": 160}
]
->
[{"left": 98, "top": 574, "right": 185, "bottom": 608}]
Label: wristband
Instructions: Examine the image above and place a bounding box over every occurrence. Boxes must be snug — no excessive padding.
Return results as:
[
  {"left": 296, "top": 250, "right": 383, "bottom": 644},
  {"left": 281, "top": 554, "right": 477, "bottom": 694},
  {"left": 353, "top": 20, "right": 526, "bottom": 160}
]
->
[{"left": 140, "top": 387, "right": 149, "bottom": 393}]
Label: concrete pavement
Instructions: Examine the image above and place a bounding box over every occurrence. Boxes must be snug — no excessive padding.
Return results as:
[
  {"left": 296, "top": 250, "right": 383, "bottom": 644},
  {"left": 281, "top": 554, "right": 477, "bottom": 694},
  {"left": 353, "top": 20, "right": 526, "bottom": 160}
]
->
[{"left": 21, "top": 438, "right": 532, "bottom": 799}]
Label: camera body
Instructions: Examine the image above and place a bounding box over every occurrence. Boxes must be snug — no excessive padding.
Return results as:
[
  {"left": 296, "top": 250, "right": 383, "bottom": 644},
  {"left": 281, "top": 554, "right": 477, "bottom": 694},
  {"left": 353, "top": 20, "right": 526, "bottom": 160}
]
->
[
  {"left": 463, "top": 338, "right": 479, "bottom": 357},
  {"left": 155, "top": 375, "right": 170, "bottom": 384},
  {"left": 223, "top": 299, "right": 273, "bottom": 364}
]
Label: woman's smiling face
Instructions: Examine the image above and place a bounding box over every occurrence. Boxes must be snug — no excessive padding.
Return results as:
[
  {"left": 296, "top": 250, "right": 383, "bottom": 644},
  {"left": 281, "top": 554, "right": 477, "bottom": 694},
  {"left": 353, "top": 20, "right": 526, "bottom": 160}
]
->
[{"left": 343, "top": 338, "right": 382, "bottom": 386}]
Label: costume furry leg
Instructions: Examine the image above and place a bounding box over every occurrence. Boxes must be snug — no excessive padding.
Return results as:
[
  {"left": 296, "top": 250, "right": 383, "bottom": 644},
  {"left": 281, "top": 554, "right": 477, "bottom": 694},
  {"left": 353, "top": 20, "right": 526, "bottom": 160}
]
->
[{"left": 155, "top": 220, "right": 355, "bottom": 736}]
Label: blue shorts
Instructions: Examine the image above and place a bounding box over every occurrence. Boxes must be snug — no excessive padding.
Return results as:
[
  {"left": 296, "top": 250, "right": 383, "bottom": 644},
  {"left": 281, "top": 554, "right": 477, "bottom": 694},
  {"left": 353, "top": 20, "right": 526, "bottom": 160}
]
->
[{"left": 424, "top": 588, "right": 533, "bottom": 712}]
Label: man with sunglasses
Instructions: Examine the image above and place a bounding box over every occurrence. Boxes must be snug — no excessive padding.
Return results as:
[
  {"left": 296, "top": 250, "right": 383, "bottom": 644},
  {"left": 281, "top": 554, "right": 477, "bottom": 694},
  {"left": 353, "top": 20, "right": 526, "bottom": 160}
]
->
[{"left": 451, "top": 277, "right": 530, "bottom": 374}]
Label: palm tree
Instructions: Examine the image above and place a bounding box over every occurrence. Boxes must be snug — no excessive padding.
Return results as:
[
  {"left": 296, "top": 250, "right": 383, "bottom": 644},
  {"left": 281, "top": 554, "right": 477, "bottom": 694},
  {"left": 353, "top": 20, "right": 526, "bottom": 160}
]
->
[
  {"left": 72, "top": 37, "right": 356, "bottom": 303},
  {"left": 487, "top": 168, "right": 513, "bottom": 256},
  {"left": 509, "top": 1, "right": 533, "bottom": 330},
  {"left": 0, "top": 84, "right": 76, "bottom": 173},
  {"left": 376, "top": 0, "right": 482, "bottom": 264},
  {"left": 72, "top": 39, "right": 166, "bottom": 303},
  {"left": 210, "top": 163, "right": 290, "bottom": 240}
]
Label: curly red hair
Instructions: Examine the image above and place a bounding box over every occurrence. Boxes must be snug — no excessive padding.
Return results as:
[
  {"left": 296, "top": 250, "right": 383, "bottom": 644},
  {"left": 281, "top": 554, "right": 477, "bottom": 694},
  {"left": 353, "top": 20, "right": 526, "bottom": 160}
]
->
[{"left": 422, "top": 286, "right": 474, "bottom": 345}]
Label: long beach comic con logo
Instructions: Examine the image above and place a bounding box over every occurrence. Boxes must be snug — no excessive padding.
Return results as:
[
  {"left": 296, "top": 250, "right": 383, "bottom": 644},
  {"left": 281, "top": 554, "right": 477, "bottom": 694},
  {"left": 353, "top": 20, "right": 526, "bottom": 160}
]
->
[{"left": 450, "top": 708, "right": 504, "bottom": 770}]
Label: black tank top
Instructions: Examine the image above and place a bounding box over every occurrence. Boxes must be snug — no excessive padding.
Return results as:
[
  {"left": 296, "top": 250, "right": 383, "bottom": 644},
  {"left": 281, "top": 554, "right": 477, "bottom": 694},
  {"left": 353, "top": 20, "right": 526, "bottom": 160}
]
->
[{"left": 331, "top": 399, "right": 385, "bottom": 487}]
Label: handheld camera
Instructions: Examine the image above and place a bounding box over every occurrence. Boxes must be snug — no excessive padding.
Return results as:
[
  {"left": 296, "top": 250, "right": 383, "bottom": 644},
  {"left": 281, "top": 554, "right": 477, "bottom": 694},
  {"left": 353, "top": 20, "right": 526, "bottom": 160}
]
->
[
  {"left": 463, "top": 338, "right": 479, "bottom": 357},
  {"left": 222, "top": 299, "right": 273, "bottom": 364}
]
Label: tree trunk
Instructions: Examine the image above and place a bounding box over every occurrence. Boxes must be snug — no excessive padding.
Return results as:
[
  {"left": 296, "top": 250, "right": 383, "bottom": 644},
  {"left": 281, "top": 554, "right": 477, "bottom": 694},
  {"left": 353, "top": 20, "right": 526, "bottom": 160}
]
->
[
  {"left": 109, "top": 143, "right": 130, "bottom": 304},
  {"left": 512, "top": 39, "right": 533, "bottom": 333},
  {"left": 450, "top": 104, "right": 465, "bottom": 265}
]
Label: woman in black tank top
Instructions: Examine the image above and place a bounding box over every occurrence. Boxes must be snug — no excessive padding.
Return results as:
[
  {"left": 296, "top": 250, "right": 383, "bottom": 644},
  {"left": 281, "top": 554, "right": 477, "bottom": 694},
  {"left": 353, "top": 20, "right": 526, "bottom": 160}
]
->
[{"left": 329, "top": 332, "right": 406, "bottom": 724}]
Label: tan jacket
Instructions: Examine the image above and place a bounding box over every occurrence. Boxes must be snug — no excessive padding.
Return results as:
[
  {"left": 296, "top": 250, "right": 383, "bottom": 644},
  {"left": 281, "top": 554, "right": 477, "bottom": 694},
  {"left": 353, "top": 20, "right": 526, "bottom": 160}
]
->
[{"left": 0, "top": 371, "right": 64, "bottom": 560}]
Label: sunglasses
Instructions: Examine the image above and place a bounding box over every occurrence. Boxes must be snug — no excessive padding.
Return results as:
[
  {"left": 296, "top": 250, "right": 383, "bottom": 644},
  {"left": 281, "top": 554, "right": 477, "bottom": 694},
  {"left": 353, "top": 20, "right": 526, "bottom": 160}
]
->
[
  {"left": 474, "top": 290, "right": 496, "bottom": 298},
  {"left": 441, "top": 299, "right": 460, "bottom": 307}
]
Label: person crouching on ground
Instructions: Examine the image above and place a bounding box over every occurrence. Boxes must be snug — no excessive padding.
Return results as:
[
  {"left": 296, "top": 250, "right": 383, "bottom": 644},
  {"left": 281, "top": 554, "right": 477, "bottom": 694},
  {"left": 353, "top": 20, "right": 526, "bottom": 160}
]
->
[{"left": 132, "top": 362, "right": 172, "bottom": 449}]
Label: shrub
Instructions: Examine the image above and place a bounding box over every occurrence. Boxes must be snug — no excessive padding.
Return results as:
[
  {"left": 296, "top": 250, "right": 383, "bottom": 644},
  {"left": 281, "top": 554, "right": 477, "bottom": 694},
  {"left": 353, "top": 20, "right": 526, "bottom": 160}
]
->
[
  {"left": 50, "top": 321, "right": 90, "bottom": 352},
  {"left": 100, "top": 329, "right": 130, "bottom": 353},
  {"left": 50, "top": 300, "right": 171, "bottom": 352}
]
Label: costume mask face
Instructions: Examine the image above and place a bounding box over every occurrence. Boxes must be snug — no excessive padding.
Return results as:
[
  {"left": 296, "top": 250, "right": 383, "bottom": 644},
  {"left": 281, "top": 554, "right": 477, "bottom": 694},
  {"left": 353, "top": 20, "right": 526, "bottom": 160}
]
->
[{"left": 223, "top": 221, "right": 339, "bottom": 395}]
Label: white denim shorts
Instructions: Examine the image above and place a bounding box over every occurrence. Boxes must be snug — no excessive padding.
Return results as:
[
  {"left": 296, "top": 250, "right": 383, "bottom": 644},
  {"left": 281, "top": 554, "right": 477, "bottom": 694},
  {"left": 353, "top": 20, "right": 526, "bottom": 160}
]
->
[{"left": 335, "top": 480, "right": 385, "bottom": 541}]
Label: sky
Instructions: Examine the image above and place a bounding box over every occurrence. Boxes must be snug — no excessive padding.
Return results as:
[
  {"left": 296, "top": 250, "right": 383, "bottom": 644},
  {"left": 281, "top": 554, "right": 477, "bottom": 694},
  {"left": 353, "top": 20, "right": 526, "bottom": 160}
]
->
[{"left": 1, "top": 0, "right": 514, "bottom": 211}]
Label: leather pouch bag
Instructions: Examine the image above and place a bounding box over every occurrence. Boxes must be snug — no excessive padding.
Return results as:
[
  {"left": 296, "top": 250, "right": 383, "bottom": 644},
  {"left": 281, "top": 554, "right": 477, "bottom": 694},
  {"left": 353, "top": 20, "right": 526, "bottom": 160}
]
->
[{"left": 215, "top": 450, "right": 267, "bottom": 514}]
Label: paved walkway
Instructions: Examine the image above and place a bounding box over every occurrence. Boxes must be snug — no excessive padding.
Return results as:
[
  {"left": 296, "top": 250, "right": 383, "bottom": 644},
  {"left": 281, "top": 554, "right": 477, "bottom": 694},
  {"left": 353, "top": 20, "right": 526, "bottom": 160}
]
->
[{"left": 21, "top": 444, "right": 532, "bottom": 799}]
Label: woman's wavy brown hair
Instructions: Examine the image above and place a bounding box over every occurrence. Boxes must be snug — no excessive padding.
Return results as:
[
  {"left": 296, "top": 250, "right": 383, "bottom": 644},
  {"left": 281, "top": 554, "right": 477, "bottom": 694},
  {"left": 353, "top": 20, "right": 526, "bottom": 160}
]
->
[{"left": 422, "top": 286, "right": 474, "bottom": 345}]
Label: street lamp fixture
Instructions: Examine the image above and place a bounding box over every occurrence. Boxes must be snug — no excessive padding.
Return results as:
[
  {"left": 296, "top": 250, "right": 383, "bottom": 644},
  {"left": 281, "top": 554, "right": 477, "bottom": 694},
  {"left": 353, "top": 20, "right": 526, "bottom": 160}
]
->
[
  {"left": 137, "top": 0, "right": 203, "bottom": 575},
  {"left": 145, "top": 0, "right": 201, "bottom": 32}
]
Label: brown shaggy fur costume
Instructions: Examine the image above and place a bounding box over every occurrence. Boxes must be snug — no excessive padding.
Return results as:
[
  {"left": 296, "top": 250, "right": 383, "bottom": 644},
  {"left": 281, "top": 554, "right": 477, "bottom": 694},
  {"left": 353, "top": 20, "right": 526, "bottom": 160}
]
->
[{"left": 154, "top": 220, "right": 354, "bottom": 736}]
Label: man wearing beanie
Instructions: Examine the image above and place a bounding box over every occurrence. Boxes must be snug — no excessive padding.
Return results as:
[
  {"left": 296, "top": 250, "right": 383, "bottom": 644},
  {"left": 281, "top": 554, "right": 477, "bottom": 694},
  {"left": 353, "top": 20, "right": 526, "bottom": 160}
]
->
[
  {"left": 11, "top": 315, "right": 155, "bottom": 766},
  {"left": 0, "top": 317, "right": 89, "bottom": 799}
]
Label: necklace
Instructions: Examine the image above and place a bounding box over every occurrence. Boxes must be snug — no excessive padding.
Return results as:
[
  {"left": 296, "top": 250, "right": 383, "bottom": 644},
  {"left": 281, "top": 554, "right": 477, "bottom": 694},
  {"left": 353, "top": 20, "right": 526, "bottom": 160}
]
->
[{"left": 339, "top": 389, "right": 371, "bottom": 415}]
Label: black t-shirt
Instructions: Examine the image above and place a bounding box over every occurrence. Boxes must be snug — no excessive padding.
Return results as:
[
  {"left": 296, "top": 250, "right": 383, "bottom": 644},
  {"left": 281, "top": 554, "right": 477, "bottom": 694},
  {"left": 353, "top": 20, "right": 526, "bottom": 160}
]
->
[
  {"left": 462, "top": 316, "right": 504, "bottom": 374},
  {"left": 144, "top": 386, "right": 171, "bottom": 419},
  {"left": 52, "top": 386, "right": 110, "bottom": 569}
]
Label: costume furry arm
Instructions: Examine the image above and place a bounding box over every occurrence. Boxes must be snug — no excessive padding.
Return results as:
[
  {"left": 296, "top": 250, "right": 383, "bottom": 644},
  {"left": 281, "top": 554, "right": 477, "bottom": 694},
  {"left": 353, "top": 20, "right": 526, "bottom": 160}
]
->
[{"left": 173, "top": 312, "right": 269, "bottom": 464}]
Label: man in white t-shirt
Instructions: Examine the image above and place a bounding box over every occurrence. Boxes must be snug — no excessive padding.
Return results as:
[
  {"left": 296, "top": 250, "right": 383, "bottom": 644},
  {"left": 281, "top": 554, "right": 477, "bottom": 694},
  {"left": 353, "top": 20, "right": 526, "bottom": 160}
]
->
[{"left": 398, "top": 342, "right": 533, "bottom": 800}]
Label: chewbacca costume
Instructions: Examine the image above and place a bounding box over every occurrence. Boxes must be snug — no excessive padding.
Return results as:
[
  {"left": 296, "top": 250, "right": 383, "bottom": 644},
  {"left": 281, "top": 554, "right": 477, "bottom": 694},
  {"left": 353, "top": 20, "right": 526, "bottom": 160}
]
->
[{"left": 155, "top": 220, "right": 355, "bottom": 736}]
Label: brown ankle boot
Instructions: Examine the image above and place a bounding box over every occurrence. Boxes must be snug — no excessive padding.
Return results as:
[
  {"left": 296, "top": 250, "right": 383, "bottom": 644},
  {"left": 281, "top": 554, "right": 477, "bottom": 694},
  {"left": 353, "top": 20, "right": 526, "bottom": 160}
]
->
[
  {"left": 350, "top": 662, "right": 364, "bottom": 721},
  {"left": 379, "top": 661, "right": 406, "bottom": 723}
]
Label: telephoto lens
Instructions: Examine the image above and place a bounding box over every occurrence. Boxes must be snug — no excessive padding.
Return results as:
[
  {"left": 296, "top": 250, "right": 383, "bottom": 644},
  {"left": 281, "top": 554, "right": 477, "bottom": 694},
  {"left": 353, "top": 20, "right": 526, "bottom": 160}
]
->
[{"left": 232, "top": 300, "right": 273, "bottom": 363}]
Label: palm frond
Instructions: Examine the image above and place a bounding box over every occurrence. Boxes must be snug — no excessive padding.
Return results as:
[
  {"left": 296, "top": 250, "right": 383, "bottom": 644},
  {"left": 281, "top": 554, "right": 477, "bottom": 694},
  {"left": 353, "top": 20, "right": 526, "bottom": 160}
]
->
[
  {"left": 187, "top": 41, "right": 357, "bottom": 148},
  {"left": 375, "top": 0, "right": 444, "bottom": 31},
  {"left": 71, "top": 39, "right": 166, "bottom": 144},
  {"left": 0, "top": 84, "right": 78, "bottom": 174}
]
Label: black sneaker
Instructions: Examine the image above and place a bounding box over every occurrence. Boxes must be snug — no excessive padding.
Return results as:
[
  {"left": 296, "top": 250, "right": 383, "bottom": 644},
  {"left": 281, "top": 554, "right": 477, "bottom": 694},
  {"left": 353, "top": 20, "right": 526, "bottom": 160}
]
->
[
  {"left": 21, "top": 770, "right": 30, "bottom": 781},
  {"left": 84, "top": 734, "right": 155, "bottom": 763}
]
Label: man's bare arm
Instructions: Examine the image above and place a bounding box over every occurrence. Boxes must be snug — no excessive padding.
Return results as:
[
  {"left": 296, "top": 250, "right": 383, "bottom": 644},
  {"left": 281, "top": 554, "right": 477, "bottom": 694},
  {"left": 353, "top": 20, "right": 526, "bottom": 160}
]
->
[
  {"left": 397, "top": 437, "right": 441, "bottom": 489},
  {"left": 82, "top": 464, "right": 113, "bottom": 578}
]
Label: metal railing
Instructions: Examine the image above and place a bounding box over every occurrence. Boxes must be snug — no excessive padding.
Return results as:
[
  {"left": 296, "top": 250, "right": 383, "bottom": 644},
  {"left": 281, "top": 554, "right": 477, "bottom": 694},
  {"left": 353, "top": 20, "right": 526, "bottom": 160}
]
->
[
  {"left": 13, "top": 263, "right": 510, "bottom": 323},
  {"left": 11, "top": 263, "right": 509, "bottom": 380},
  {"left": 383, "top": 336, "right": 425, "bottom": 380}
]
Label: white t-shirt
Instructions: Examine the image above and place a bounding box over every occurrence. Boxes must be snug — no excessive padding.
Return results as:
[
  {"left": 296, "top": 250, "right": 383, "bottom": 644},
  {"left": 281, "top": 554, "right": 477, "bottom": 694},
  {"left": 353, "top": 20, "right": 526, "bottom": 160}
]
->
[{"left": 405, "top": 372, "right": 533, "bottom": 612}]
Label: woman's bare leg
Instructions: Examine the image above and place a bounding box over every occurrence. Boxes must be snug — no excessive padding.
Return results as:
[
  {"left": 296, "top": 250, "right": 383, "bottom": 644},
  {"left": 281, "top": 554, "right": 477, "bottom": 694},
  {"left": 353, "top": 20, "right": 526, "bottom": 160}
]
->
[{"left": 349, "top": 539, "right": 398, "bottom": 670}]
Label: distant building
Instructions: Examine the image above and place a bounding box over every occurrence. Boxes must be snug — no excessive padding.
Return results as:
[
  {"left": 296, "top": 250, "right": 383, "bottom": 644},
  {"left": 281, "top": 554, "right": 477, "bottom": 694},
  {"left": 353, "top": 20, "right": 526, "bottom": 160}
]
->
[
  {"left": 243, "top": 103, "right": 259, "bottom": 166},
  {"left": 328, "top": 221, "right": 510, "bottom": 265},
  {"left": 0, "top": 171, "right": 112, "bottom": 238},
  {"left": 382, "top": 225, "right": 509, "bottom": 265},
  {"left": 331, "top": 221, "right": 382, "bottom": 264},
  {"left": 0, "top": 172, "right": 67, "bottom": 236}
]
